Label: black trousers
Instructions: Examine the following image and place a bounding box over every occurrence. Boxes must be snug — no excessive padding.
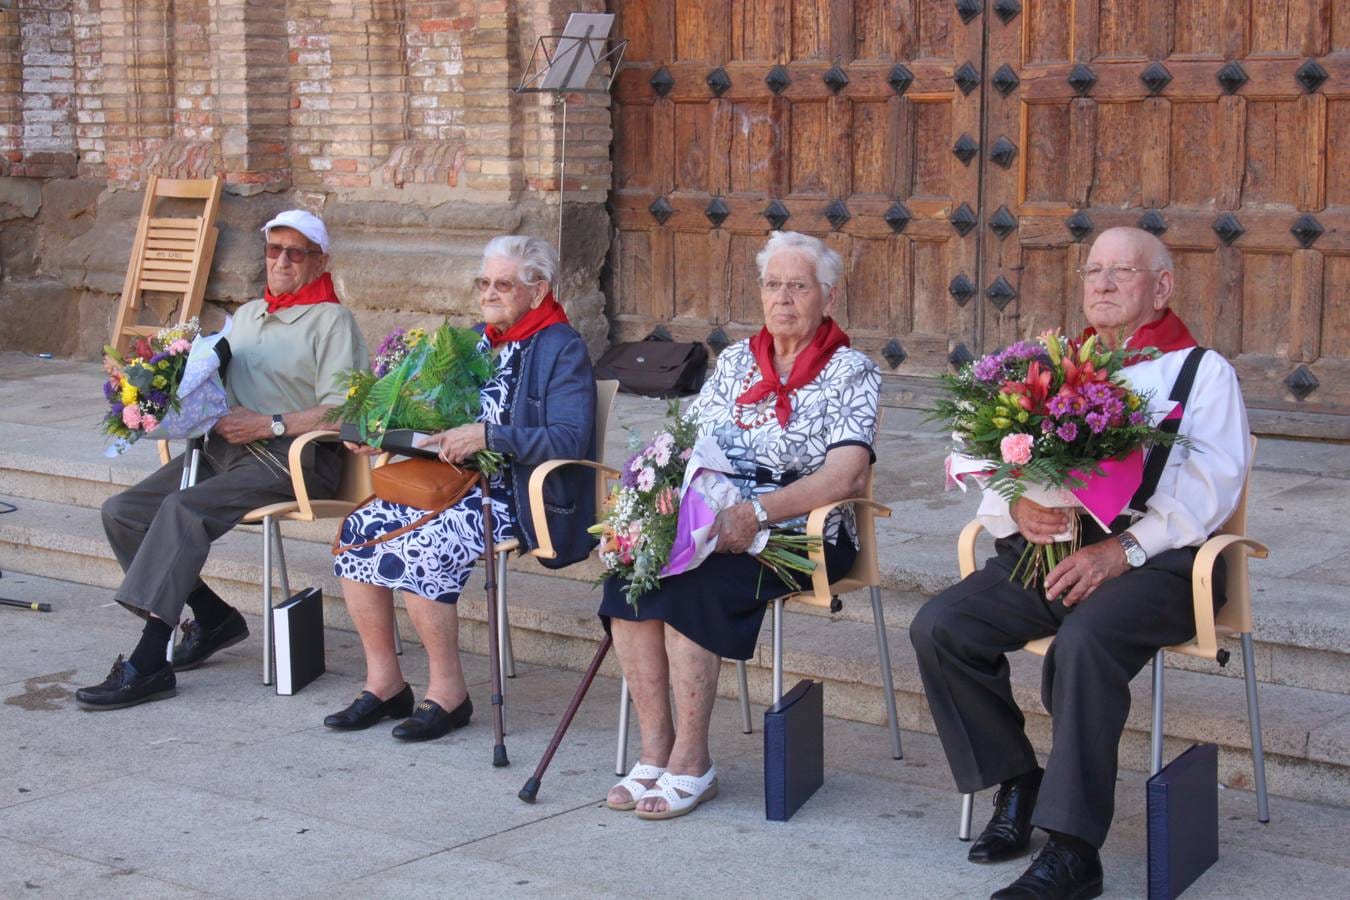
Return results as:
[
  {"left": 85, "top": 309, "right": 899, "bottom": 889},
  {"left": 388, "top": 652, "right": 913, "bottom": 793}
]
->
[{"left": 909, "top": 524, "right": 1223, "bottom": 848}]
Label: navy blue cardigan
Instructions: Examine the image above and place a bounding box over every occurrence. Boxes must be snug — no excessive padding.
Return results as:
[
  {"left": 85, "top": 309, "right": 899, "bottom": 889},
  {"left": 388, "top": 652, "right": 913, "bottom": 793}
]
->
[{"left": 479, "top": 322, "right": 597, "bottom": 569}]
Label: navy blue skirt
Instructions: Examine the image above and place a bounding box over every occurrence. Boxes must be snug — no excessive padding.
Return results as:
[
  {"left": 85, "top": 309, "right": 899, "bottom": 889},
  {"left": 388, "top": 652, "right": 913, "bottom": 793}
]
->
[{"left": 599, "top": 540, "right": 858, "bottom": 660}]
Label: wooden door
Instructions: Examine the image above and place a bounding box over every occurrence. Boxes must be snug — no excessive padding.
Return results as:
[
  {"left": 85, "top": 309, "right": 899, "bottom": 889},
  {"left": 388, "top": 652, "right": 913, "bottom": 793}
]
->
[
  {"left": 607, "top": 1, "right": 985, "bottom": 381},
  {"left": 985, "top": 0, "right": 1350, "bottom": 436}
]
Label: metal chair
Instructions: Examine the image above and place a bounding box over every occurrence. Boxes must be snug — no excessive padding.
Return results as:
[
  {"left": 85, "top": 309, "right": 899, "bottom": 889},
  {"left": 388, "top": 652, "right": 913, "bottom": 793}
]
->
[
  {"left": 614, "top": 464, "right": 901, "bottom": 775},
  {"left": 954, "top": 438, "right": 1269, "bottom": 840}
]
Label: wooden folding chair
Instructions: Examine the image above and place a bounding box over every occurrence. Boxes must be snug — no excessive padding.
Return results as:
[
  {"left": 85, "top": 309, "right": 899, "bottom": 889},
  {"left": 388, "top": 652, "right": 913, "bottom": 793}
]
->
[{"left": 110, "top": 174, "right": 223, "bottom": 357}]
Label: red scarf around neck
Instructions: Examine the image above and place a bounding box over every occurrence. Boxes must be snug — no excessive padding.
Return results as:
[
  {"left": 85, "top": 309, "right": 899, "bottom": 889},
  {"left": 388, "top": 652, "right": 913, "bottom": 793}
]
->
[
  {"left": 485, "top": 293, "right": 570, "bottom": 347},
  {"left": 264, "top": 272, "right": 341, "bottom": 315},
  {"left": 737, "top": 317, "right": 851, "bottom": 428},
  {"left": 1083, "top": 308, "right": 1197, "bottom": 365}
]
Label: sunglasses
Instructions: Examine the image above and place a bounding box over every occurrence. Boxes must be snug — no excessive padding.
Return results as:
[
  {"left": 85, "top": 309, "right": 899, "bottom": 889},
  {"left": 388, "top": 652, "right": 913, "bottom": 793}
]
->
[{"left": 265, "top": 243, "right": 323, "bottom": 263}]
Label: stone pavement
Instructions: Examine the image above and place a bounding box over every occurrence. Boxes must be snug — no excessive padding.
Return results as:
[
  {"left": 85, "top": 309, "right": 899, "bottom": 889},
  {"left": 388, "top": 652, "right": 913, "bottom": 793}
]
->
[{"left": 4, "top": 571, "right": 1349, "bottom": 900}]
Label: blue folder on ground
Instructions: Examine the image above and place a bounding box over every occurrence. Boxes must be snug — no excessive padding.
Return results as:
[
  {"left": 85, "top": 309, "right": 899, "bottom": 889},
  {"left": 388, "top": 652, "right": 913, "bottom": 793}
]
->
[
  {"left": 764, "top": 679, "right": 823, "bottom": 821},
  {"left": 1147, "top": 742, "right": 1219, "bottom": 899},
  {"left": 273, "top": 587, "right": 325, "bottom": 696}
]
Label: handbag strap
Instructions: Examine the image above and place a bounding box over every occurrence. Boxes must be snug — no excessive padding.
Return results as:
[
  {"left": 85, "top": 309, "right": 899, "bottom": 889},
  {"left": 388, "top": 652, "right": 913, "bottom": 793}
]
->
[
  {"left": 1129, "top": 346, "right": 1207, "bottom": 512},
  {"left": 331, "top": 494, "right": 455, "bottom": 556}
]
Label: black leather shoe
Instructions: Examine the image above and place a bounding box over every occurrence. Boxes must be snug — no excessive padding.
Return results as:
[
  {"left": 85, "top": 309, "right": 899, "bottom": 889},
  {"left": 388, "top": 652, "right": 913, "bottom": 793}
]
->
[
  {"left": 969, "top": 768, "right": 1043, "bottom": 863},
  {"left": 391, "top": 695, "right": 473, "bottom": 742},
  {"left": 990, "top": 836, "right": 1103, "bottom": 900},
  {"left": 324, "top": 683, "right": 414, "bottom": 730},
  {"left": 172, "top": 609, "right": 249, "bottom": 671},
  {"left": 75, "top": 656, "right": 177, "bottom": 710}
]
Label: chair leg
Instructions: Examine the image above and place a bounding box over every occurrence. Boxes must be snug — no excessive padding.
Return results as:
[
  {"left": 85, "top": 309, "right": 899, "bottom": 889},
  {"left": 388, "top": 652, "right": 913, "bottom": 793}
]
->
[
  {"left": 1150, "top": 649, "right": 1165, "bottom": 775},
  {"left": 261, "top": 515, "right": 274, "bottom": 686},
  {"left": 771, "top": 597, "right": 785, "bottom": 704},
  {"left": 959, "top": 792, "right": 974, "bottom": 841},
  {"left": 737, "top": 659, "right": 752, "bottom": 734},
  {"left": 273, "top": 522, "right": 291, "bottom": 602},
  {"left": 870, "top": 586, "right": 903, "bottom": 760},
  {"left": 497, "top": 550, "right": 516, "bottom": 680},
  {"left": 615, "top": 675, "right": 631, "bottom": 776},
  {"left": 1241, "top": 632, "right": 1271, "bottom": 823}
]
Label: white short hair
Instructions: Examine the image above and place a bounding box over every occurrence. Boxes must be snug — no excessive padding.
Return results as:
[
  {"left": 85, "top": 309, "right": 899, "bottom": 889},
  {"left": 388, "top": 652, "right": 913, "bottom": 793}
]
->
[
  {"left": 481, "top": 235, "right": 558, "bottom": 287},
  {"left": 755, "top": 231, "right": 843, "bottom": 290}
]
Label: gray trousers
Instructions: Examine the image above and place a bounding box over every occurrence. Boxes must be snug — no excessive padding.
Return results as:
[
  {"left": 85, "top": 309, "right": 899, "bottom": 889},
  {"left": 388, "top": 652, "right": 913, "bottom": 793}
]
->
[
  {"left": 101, "top": 436, "right": 342, "bottom": 624},
  {"left": 909, "top": 526, "right": 1218, "bottom": 848}
]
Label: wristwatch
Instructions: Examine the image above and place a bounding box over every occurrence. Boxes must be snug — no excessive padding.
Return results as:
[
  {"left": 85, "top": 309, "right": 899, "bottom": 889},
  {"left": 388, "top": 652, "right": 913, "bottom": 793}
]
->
[
  {"left": 1116, "top": 531, "right": 1147, "bottom": 568},
  {"left": 270, "top": 414, "right": 285, "bottom": 438},
  {"left": 748, "top": 495, "right": 770, "bottom": 530}
]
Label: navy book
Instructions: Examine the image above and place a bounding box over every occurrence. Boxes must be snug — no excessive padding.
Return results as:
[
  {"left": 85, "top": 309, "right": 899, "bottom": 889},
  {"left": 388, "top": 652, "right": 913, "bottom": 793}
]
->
[
  {"left": 764, "top": 679, "right": 824, "bottom": 821},
  {"left": 273, "top": 587, "right": 325, "bottom": 696},
  {"left": 1147, "top": 742, "right": 1219, "bottom": 899}
]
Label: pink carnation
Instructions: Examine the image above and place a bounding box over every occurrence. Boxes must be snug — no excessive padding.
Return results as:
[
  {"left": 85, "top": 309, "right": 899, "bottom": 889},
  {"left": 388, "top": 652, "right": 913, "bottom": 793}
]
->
[
  {"left": 1000, "top": 433, "right": 1034, "bottom": 465},
  {"left": 169, "top": 338, "right": 192, "bottom": 354},
  {"left": 140, "top": 413, "right": 159, "bottom": 432},
  {"left": 122, "top": 405, "right": 142, "bottom": 429}
]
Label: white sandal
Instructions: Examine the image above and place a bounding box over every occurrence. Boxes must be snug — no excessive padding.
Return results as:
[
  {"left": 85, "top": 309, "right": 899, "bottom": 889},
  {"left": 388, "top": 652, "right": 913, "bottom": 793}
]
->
[
  {"left": 606, "top": 762, "right": 666, "bottom": 811},
  {"left": 634, "top": 765, "right": 719, "bottom": 820}
]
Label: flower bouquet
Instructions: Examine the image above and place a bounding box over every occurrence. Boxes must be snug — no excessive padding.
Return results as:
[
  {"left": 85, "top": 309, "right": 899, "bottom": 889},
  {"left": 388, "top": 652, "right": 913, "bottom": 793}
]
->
[
  {"left": 590, "top": 402, "right": 819, "bottom": 609},
  {"left": 101, "top": 317, "right": 231, "bottom": 454},
  {"left": 930, "top": 331, "right": 1185, "bottom": 588},
  {"left": 324, "top": 323, "right": 504, "bottom": 472}
]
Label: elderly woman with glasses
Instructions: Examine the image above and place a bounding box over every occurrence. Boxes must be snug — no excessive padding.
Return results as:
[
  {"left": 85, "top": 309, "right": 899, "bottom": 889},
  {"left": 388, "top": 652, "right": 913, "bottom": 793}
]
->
[
  {"left": 325, "top": 235, "right": 597, "bottom": 742},
  {"left": 600, "top": 230, "right": 881, "bottom": 819}
]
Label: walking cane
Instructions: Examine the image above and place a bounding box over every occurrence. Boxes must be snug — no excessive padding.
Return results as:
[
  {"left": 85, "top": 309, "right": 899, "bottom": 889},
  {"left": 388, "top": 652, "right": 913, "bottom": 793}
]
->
[
  {"left": 519, "top": 632, "right": 612, "bottom": 803},
  {"left": 480, "top": 472, "right": 509, "bottom": 768}
]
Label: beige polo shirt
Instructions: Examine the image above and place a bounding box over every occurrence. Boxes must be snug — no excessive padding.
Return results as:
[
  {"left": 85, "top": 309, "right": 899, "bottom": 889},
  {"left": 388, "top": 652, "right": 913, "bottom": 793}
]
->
[{"left": 225, "top": 298, "right": 368, "bottom": 414}]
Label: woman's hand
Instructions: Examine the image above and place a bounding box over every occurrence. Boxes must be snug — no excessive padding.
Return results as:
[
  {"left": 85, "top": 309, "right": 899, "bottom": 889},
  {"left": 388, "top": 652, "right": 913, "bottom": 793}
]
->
[
  {"left": 1010, "top": 497, "right": 1073, "bottom": 545},
  {"left": 434, "top": 423, "right": 487, "bottom": 465},
  {"left": 709, "top": 501, "right": 761, "bottom": 554},
  {"left": 343, "top": 441, "right": 381, "bottom": 457}
]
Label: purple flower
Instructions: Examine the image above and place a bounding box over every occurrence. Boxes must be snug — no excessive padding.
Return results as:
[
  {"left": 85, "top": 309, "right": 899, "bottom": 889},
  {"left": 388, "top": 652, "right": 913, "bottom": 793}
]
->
[
  {"left": 1041, "top": 418, "right": 1055, "bottom": 433},
  {"left": 110, "top": 401, "right": 124, "bottom": 415},
  {"left": 147, "top": 389, "right": 169, "bottom": 408},
  {"left": 620, "top": 452, "right": 641, "bottom": 488},
  {"left": 1046, "top": 394, "right": 1074, "bottom": 417},
  {"left": 1129, "top": 411, "right": 1146, "bottom": 426},
  {"left": 102, "top": 380, "right": 115, "bottom": 399},
  {"left": 1085, "top": 411, "right": 1109, "bottom": 434},
  {"left": 1056, "top": 421, "right": 1079, "bottom": 442},
  {"left": 973, "top": 356, "right": 1002, "bottom": 383}
]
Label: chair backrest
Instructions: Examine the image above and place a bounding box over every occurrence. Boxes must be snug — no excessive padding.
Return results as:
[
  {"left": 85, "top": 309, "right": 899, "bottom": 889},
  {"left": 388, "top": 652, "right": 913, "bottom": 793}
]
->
[
  {"left": 593, "top": 379, "right": 620, "bottom": 509},
  {"left": 336, "top": 444, "right": 375, "bottom": 503},
  {"left": 1213, "top": 435, "right": 1258, "bottom": 635},
  {"left": 110, "top": 174, "right": 223, "bottom": 357}
]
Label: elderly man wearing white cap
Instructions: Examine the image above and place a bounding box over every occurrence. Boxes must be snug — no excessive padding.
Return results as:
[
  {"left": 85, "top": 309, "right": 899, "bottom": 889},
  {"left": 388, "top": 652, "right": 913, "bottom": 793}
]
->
[{"left": 77, "top": 210, "right": 368, "bottom": 710}]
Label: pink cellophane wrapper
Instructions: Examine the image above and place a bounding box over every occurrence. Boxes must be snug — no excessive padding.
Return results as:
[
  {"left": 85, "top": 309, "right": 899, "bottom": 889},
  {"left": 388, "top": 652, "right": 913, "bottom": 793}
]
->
[{"left": 659, "top": 435, "right": 769, "bottom": 578}]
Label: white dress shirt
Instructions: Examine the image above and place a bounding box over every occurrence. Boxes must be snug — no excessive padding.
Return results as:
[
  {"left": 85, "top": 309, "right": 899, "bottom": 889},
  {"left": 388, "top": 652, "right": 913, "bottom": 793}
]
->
[{"left": 974, "top": 344, "right": 1252, "bottom": 560}]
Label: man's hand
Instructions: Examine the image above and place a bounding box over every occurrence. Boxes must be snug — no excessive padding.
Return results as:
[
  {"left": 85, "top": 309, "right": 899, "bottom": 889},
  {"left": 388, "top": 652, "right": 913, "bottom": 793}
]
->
[
  {"left": 431, "top": 423, "right": 487, "bottom": 465},
  {"left": 215, "top": 407, "right": 272, "bottom": 444},
  {"left": 1011, "top": 497, "right": 1074, "bottom": 545},
  {"left": 1043, "top": 539, "right": 1130, "bottom": 607},
  {"left": 708, "top": 501, "right": 760, "bottom": 555},
  {"left": 343, "top": 441, "right": 382, "bottom": 458}
]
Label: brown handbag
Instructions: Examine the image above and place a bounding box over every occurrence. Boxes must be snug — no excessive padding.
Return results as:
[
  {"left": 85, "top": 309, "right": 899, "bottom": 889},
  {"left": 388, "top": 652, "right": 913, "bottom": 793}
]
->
[{"left": 332, "top": 457, "right": 479, "bottom": 555}]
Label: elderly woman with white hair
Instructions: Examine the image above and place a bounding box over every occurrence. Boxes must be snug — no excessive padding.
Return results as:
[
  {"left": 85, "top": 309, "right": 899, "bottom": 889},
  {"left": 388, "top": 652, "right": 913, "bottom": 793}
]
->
[
  {"left": 326, "top": 235, "right": 597, "bottom": 742},
  {"left": 600, "top": 230, "right": 881, "bottom": 819}
]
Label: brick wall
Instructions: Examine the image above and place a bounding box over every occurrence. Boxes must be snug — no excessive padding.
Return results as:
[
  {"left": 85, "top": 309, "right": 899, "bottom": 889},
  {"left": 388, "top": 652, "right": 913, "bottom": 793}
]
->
[{"left": 2, "top": 0, "right": 78, "bottom": 178}]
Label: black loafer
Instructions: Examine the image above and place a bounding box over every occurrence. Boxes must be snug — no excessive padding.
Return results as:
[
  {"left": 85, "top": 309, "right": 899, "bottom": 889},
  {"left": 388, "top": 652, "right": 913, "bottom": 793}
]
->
[
  {"left": 324, "top": 683, "right": 414, "bottom": 730},
  {"left": 392, "top": 695, "right": 473, "bottom": 742},
  {"left": 991, "top": 836, "right": 1103, "bottom": 899},
  {"left": 75, "top": 656, "right": 177, "bottom": 710},
  {"left": 969, "top": 768, "right": 1043, "bottom": 864},
  {"left": 172, "top": 609, "right": 249, "bottom": 671}
]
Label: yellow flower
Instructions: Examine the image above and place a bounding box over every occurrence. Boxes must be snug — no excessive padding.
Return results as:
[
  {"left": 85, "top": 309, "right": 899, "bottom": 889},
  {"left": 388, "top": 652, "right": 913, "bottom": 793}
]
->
[
  {"left": 152, "top": 375, "right": 167, "bottom": 389},
  {"left": 1016, "top": 411, "right": 1029, "bottom": 424},
  {"left": 406, "top": 328, "right": 427, "bottom": 346},
  {"left": 1127, "top": 394, "right": 1141, "bottom": 410},
  {"left": 992, "top": 416, "right": 1012, "bottom": 429},
  {"left": 157, "top": 360, "right": 170, "bottom": 371},
  {"left": 120, "top": 383, "right": 138, "bottom": 405},
  {"left": 347, "top": 383, "right": 359, "bottom": 399}
]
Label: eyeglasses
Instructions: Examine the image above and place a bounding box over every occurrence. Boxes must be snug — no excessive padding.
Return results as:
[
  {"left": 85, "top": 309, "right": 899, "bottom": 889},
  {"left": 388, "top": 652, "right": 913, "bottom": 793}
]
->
[
  {"left": 1075, "top": 264, "right": 1160, "bottom": 284},
  {"left": 474, "top": 277, "right": 532, "bottom": 294},
  {"left": 265, "top": 243, "right": 323, "bottom": 263},
  {"left": 759, "top": 278, "right": 819, "bottom": 297}
]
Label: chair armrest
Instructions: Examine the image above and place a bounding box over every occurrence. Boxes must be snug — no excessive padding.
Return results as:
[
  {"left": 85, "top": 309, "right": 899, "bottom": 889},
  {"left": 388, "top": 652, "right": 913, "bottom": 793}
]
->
[
  {"left": 157, "top": 440, "right": 171, "bottom": 466},
  {"left": 527, "top": 458, "right": 619, "bottom": 560},
  {"left": 1189, "top": 534, "right": 1269, "bottom": 659},
  {"left": 957, "top": 519, "right": 985, "bottom": 579},
  {"left": 286, "top": 431, "right": 342, "bottom": 519},
  {"left": 800, "top": 498, "right": 892, "bottom": 606}
]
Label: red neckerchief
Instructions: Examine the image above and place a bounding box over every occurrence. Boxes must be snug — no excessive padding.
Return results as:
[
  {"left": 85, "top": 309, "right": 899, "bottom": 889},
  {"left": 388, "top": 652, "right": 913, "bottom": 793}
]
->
[
  {"left": 485, "top": 292, "right": 570, "bottom": 347},
  {"left": 1083, "top": 308, "right": 1197, "bottom": 365},
  {"left": 736, "top": 317, "right": 850, "bottom": 428},
  {"left": 264, "top": 272, "right": 341, "bottom": 315}
]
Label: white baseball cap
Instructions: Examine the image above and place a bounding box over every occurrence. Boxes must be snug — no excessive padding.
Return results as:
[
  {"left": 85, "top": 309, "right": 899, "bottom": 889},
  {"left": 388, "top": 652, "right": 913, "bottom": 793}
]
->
[{"left": 260, "top": 209, "right": 330, "bottom": 254}]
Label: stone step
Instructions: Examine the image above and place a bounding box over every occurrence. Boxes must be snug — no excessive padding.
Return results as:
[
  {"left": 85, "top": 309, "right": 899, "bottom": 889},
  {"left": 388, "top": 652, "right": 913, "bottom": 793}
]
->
[
  {"left": 2, "top": 494, "right": 1348, "bottom": 810},
  {"left": 6, "top": 438, "right": 1347, "bottom": 699}
]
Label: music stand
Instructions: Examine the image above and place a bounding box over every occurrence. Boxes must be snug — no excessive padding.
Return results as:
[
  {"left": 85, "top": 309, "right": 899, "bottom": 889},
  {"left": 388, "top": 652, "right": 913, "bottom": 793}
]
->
[{"left": 515, "top": 13, "right": 627, "bottom": 265}]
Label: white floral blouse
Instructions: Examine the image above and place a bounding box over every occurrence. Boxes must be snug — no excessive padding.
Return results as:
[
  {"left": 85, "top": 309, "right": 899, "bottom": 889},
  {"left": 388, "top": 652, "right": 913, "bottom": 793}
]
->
[{"left": 685, "top": 339, "right": 881, "bottom": 546}]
